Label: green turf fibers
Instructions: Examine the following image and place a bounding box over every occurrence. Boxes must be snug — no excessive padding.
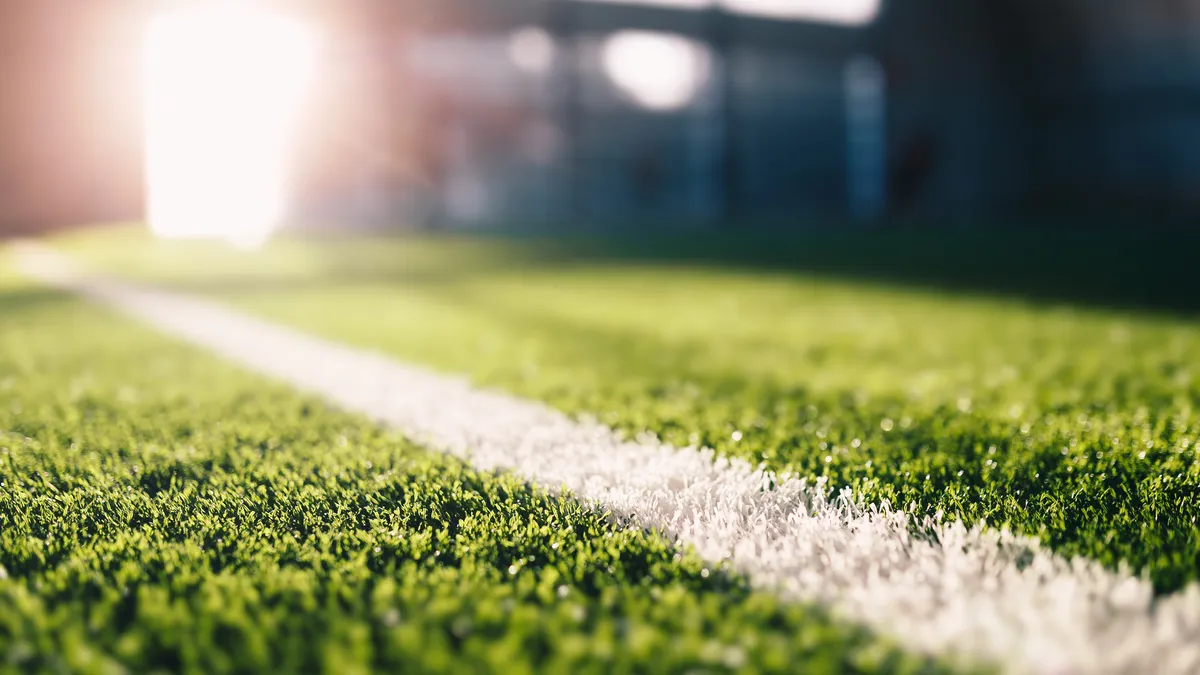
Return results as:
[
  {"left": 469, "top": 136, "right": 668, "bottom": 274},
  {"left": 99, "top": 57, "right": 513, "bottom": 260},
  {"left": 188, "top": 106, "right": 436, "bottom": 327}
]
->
[
  {"left": 57, "top": 228, "right": 1200, "bottom": 594},
  {"left": 0, "top": 255, "right": 961, "bottom": 674}
]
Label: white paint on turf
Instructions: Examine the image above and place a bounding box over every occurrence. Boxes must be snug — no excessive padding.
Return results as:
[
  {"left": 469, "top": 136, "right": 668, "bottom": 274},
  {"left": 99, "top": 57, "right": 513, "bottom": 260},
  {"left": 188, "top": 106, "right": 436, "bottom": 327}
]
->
[{"left": 15, "top": 243, "right": 1200, "bottom": 675}]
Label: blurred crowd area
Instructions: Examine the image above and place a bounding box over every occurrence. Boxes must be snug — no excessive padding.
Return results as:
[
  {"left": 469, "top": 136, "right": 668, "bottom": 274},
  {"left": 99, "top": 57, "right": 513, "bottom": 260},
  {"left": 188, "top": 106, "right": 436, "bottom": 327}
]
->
[{"left": 2, "top": 0, "right": 1200, "bottom": 235}]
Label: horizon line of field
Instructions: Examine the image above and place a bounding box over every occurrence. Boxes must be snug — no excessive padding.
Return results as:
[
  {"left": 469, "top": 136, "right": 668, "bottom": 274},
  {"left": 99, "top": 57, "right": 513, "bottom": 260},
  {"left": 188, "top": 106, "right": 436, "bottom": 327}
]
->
[{"left": 12, "top": 242, "right": 1200, "bottom": 675}]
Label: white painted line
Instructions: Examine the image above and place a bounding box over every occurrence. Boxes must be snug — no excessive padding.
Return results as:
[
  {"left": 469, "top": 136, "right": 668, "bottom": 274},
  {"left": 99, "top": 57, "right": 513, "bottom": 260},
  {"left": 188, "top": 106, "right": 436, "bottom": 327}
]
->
[{"left": 14, "top": 244, "right": 1200, "bottom": 675}]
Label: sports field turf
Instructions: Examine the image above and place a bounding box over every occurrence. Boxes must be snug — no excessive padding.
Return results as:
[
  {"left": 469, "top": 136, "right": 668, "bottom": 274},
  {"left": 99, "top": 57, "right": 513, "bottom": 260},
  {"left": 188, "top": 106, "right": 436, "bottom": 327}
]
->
[
  {"left": 0, "top": 254, "right": 958, "bottom": 673},
  {"left": 55, "top": 227, "right": 1200, "bottom": 597}
]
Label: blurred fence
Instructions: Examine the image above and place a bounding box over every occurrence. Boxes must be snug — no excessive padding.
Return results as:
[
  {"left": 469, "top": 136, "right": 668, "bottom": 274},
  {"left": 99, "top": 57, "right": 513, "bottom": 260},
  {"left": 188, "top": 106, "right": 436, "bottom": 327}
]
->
[
  {"left": 299, "top": 2, "right": 877, "bottom": 230},
  {"left": 2, "top": 0, "right": 1199, "bottom": 235}
]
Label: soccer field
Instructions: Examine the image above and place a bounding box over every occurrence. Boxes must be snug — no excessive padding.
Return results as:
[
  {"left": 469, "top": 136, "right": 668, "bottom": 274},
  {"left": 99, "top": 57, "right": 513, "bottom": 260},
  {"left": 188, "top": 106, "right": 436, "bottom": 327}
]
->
[{"left": 3, "top": 227, "right": 1199, "bottom": 673}]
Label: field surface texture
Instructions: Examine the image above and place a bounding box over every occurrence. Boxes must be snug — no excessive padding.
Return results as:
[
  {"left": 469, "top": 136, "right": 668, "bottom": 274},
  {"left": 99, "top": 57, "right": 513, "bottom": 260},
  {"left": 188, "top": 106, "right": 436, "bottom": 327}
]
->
[
  {"left": 0, "top": 251, "right": 949, "bottom": 674},
  {"left": 5, "top": 226, "right": 1199, "bottom": 673}
]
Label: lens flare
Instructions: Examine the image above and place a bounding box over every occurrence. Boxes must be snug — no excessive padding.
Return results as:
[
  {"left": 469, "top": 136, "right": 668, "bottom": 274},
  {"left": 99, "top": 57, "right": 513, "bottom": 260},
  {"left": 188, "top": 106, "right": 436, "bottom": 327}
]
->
[
  {"left": 143, "top": 6, "right": 317, "bottom": 247},
  {"left": 602, "top": 31, "right": 711, "bottom": 112}
]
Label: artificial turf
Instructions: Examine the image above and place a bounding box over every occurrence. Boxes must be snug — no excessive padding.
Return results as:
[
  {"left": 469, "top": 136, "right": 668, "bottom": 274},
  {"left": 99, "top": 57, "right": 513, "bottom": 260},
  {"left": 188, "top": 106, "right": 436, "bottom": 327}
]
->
[
  {"left": 0, "top": 256, "right": 960, "bottom": 674},
  {"left": 55, "top": 227, "right": 1200, "bottom": 595}
]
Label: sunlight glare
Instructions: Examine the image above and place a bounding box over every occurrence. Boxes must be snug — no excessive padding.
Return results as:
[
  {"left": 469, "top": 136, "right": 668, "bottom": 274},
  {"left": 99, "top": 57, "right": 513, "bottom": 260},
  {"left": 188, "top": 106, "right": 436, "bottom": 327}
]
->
[{"left": 143, "top": 6, "right": 317, "bottom": 247}]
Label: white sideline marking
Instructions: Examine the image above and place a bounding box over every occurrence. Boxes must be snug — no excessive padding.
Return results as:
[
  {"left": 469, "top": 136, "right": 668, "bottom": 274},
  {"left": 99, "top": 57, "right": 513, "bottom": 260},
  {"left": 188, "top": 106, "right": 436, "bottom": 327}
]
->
[{"left": 15, "top": 244, "right": 1200, "bottom": 675}]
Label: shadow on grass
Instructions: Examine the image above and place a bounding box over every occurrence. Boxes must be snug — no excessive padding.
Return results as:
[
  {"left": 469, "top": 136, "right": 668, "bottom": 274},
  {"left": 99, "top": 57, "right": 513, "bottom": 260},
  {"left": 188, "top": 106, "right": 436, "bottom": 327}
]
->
[
  {"left": 528, "top": 228, "right": 1200, "bottom": 318},
  {"left": 116, "top": 226, "right": 1200, "bottom": 318},
  {"left": 0, "top": 287, "right": 71, "bottom": 315}
]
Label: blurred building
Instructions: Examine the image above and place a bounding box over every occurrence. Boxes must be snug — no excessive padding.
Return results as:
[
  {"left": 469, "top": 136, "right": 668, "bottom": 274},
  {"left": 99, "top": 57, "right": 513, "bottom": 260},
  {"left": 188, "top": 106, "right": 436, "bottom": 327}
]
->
[{"left": 1, "top": 0, "right": 1199, "bottom": 234}]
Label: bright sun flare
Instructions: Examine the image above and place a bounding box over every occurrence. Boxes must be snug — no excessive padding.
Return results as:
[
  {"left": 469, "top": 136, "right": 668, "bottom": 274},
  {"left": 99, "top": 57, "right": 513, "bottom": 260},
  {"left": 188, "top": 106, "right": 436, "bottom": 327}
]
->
[{"left": 143, "top": 6, "right": 317, "bottom": 248}]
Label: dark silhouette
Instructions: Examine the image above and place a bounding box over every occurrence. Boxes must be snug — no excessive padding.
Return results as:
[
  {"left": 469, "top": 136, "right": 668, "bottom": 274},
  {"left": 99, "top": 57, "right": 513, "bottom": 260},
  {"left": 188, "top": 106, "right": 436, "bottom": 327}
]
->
[{"left": 888, "top": 130, "right": 940, "bottom": 217}]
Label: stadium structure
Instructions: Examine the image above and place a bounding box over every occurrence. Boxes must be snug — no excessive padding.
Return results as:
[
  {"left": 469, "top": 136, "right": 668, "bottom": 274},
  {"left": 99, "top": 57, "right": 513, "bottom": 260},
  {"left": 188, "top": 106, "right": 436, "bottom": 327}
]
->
[{"left": 1, "top": 0, "right": 1198, "bottom": 231}]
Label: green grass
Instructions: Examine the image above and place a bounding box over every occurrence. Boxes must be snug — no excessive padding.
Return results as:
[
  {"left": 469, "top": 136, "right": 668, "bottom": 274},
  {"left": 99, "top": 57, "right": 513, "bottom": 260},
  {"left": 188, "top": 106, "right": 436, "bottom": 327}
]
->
[
  {"left": 0, "top": 255, "right": 960, "bottom": 674},
  {"left": 55, "top": 227, "right": 1200, "bottom": 595}
]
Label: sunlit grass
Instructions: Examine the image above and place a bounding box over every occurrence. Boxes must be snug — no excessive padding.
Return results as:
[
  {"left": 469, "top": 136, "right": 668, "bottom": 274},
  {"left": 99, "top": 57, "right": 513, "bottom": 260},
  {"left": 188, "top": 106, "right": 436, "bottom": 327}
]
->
[
  {"left": 56, "top": 226, "right": 1200, "bottom": 593},
  {"left": 0, "top": 260, "right": 964, "bottom": 673}
]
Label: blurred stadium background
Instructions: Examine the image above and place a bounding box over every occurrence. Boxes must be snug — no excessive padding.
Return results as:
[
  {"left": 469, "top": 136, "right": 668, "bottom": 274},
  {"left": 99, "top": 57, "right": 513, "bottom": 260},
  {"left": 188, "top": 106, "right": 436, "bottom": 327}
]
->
[{"left": 2, "top": 0, "right": 1199, "bottom": 236}]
